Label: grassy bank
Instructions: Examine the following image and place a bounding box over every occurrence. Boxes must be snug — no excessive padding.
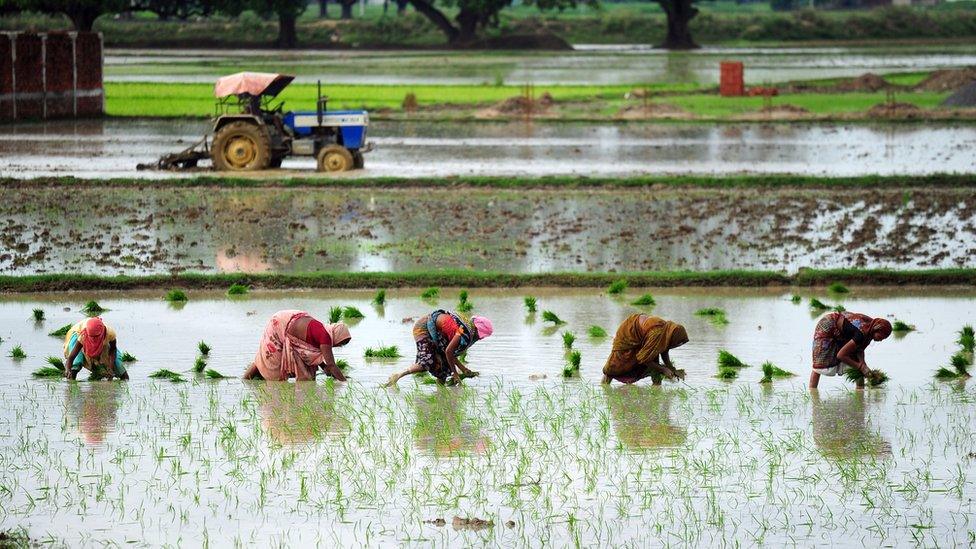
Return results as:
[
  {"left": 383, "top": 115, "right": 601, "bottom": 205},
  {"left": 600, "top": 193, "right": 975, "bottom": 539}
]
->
[
  {"left": 6, "top": 173, "right": 975, "bottom": 190},
  {"left": 1, "top": 269, "right": 973, "bottom": 293}
]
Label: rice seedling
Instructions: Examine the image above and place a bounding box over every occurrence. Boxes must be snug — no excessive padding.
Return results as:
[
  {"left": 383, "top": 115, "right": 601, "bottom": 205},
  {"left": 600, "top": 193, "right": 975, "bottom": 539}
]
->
[
  {"left": 542, "top": 310, "right": 565, "bottom": 325},
  {"left": 845, "top": 368, "right": 889, "bottom": 387},
  {"left": 827, "top": 282, "right": 850, "bottom": 294},
  {"left": 958, "top": 325, "right": 975, "bottom": 353},
  {"left": 342, "top": 306, "right": 364, "bottom": 320},
  {"left": 194, "top": 356, "right": 207, "bottom": 373},
  {"left": 523, "top": 296, "right": 537, "bottom": 313},
  {"left": 120, "top": 351, "right": 137, "bottom": 362},
  {"left": 562, "top": 332, "right": 575, "bottom": 349},
  {"left": 631, "top": 294, "right": 656, "bottom": 307},
  {"left": 45, "top": 356, "right": 65, "bottom": 370},
  {"left": 329, "top": 306, "right": 342, "bottom": 323},
  {"left": 165, "top": 289, "right": 188, "bottom": 302},
  {"left": 421, "top": 287, "right": 439, "bottom": 299},
  {"left": 9, "top": 345, "right": 26, "bottom": 359},
  {"left": 198, "top": 341, "right": 211, "bottom": 356},
  {"left": 82, "top": 300, "right": 106, "bottom": 315},
  {"left": 335, "top": 359, "right": 349, "bottom": 370},
  {"left": 759, "top": 361, "right": 795, "bottom": 383},
  {"left": 227, "top": 283, "right": 249, "bottom": 296},
  {"left": 696, "top": 307, "right": 729, "bottom": 326},
  {"left": 49, "top": 323, "right": 72, "bottom": 338},
  {"left": 31, "top": 308, "right": 44, "bottom": 321},
  {"left": 941, "top": 352, "right": 974, "bottom": 378},
  {"left": 607, "top": 279, "right": 627, "bottom": 295},
  {"left": 716, "top": 367, "right": 738, "bottom": 380},
  {"left": 832, "top": 304, "right": 846, "bottom": 312},
  {"left": 717, "top": 350, "right": 748, "bottom": 369},
  {"left": 458, "top": 300, "right": 474, "bottom": 313},
  {"left": 204, "top": 369, "right": 232, "bottom": 379},
  {"left": 373, "top": 290, "right": 386, "bottom": 306},
  {"left": 32, "top": 367, "right": 63, "bottom": 378},
  {"left": 790, "top": 294, "right": 802, "bottom": 304},
  {"left": 892, "top": 320, "right": 915, "bottom": 332},
  {"left": 364, "top": 345, "right": 401, "bottom": 359},
  {"left": 587, "top": 325, "right": 607, "bottom": 338},
  {"left": 149, "top": 369, "right": 186, "bottom": 382},
  {"left": 936, "top": 367, "right": 962, "bottom": 380},
  {"left": 562, "top": 350, "right": 582, "bottom": 377},
  {"left": 809, "top": 298, "right": 830, "bottom": 311}
]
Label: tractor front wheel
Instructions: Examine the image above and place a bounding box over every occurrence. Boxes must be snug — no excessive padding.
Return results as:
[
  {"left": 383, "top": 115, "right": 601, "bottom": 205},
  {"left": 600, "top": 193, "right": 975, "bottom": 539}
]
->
[
  {"left": 317, "top": 145, "right": 354, "bottom": 173},
  {"left": 212, "top": 121, "right": 271, "bottom": 171}
]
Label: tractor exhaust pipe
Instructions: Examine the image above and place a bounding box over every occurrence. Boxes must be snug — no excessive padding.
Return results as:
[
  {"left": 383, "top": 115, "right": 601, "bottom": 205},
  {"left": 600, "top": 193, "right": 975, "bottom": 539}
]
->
[{"left": 317, "top": 80, "right": 323, "bottom": 127}]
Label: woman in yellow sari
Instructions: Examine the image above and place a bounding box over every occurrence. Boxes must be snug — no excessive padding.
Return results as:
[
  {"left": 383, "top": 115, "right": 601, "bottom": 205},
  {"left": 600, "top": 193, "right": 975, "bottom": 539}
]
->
[{"left": 602, "top": 314, "right": 689, "bottom": 385}]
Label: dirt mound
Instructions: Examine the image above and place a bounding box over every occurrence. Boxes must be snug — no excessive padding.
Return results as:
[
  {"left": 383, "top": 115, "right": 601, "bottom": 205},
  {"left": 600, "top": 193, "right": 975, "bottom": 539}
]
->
[
  {"left": 914, "top": 66, "right": 976, "bottom": 92},
  {"left": 867, "top": 102, "right": 924, "bottom": 118},
  {"left": 478, "top": 92, "right": 554, "bottom": 117},
  {"left": 942, "top": 81, "right": 976, "bottom": 108},
  {"left": 616, "top": 103, "right": 691, "bottom": 119},
  {"left": 760, "top": 104, "right": 809, "bottom": 114},
  {"left": 836, "top": 73, "right": 891, "bottom": 92}
]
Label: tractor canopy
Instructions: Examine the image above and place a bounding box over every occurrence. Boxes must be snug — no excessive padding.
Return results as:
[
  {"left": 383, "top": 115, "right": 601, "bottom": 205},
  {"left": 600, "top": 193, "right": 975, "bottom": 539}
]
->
[{"left": 214, "top": 72, "right": 295, "bottom": 99}]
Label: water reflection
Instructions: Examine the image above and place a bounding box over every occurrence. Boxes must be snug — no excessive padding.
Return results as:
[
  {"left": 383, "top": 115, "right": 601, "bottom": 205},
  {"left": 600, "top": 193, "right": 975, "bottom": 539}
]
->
[
  {"left": 65, "top": 382, "right": 122, "bottom": 447},
  {"left": 412, "top": 387, "right": 488, "bottom": 457},
  {"left": 605, "top": 385, "right": 687, "bottom": 451},
  {"left": 810, "top": 390, "right": 891, "bottom": 459},
  {"left": 252, "top": 382, "right": 350, "bottom": 445}
]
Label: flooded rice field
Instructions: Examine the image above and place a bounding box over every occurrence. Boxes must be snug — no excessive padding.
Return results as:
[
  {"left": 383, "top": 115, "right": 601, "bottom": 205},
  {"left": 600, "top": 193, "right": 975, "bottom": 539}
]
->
[
  {"left": 2, "top": 118, "right": 976, "bottom": 178},
  {"left": 105, "top": 45, "right": 976, "bottom": 85},
  {"left": 0, "top": 289, "right": 974, "bottom": 546},
  {"left": 1, "top": 184, "right": 974, "bottom": 274}
]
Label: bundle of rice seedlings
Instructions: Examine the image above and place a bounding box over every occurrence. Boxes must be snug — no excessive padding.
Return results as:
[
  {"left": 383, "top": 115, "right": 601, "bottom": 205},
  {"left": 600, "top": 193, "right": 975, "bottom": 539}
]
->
[
  {"left": 716, "top": 367, "right": 738, "bottom": 380},
  {"left": 845, "top": 368, "right": 889, "bottom": 387},
  {"left": 827, "top": 282, "right": 850, "bottom": 294},
  {"left": 458, "top": 300, "right": 474, "bottom": 313},
  {"left": 373, "top": 290, "right": 386, "bottom": 306},
  {"left": 32, "top": 367, "right": 63, "bottom": 378},
  {"left": 759, "top": 361, "right": 795, "bottom": 384},
  {"left": 329, "top": 306, "right": 343, "bottom": 323},
  {"left": 9, "top": 345, "right": 26, "bottom": 359},
  {"left": 562, "top": 350, "right": 582, "bottom": 377},
  {"left": 607, "top": 280, "right": 627, "bottom": 295},
  {"left": 958, "top": 325, "right": 975, "bottom": 354},
  {"left": 832, "top": 304, "right": 846, "bottom": 312},
  {"left": 49, "top": 323, "right": 72, "bottom": 338},
  {"left": 364, "top": 346, "right": 401, "bottom": 359},
  {"left": 335, "top": 359, "right": 350, "bottom": 370},
  {"left": 120, "top": 352, "right": 137, "bottom": 363},
  {"left": 631, "top": 294, "right": 656, "bottom": 307},
  {"left": 562, "top": 332, "right": 575, "bottom": 349},
  {"left": 204, "top": 369, "right": 232, "bottom": 379},
  {"left": 193, "top": 356, "right": 207, "bottom": 373},
  {"left": 542, "top": 311, "right": 565, "bottom": 325},
  {"left": 45, "top": 356, "right": 65, "bottom": 370},
  {"left": 421, "top": 287, "right": 439, "bottom": 299},
  {"left": 809, "top": 298, "right": 830, "bottom": 311},
  {"left": 696, "top": 307, "right": 729, "bottom": 326},
  {"left": 342, "top": 306, "right": 364, "bottom": 319},
  {"left": 949, "top": 352, "right": 972, "bottom": 377},
  {"left": 459, "top": 290, "right": 469, "bottom": 303},
  {"left": 935, "top": 367, "right": 962, "bottom": 380},
  {"left": 227, "top": 283, "right": 248, "bottom": 296},
  {"left": 81, "top": 301, "right": 106, "bottom": 315},
  {"left": 717, "top": 350, "right": 748, "bottom": 369},
  {"left": 32, "top": 309, "right": 45, "bottom": 321},
  {"left": 790, "top": 294, "right": 802, "bottom": 304},
  {"left": 587, "top": 325, "right": 607, "bottom": 338},
  {"left": 891, "top": 320, "right": 915, "bottom": 333},
  {"left": 149, "top": 369, "right": 186, "bottom": 382},
  {"left": 198, "top": 341, "right": 211, "bottom": 356},
  {"left": 523, "top": 296, "right": 537, "bottom": 313},
  {"left": 165, "top": 289, "right": 188, "bottom": 302}
]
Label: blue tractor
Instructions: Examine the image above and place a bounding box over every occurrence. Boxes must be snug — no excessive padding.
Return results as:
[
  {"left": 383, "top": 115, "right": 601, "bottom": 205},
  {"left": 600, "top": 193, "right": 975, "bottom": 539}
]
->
[{"left": 144, "top": 72, "right": 370, "bottom": 172}]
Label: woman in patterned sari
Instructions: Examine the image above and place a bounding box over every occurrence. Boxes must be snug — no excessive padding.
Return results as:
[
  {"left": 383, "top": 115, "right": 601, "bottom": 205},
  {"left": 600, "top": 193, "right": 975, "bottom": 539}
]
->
[
  {"left": 810, "top": 311, "right": 891, "bottom": 389},
  {"left": 243, "top": 310, "right": 351, "bottom": 381}
]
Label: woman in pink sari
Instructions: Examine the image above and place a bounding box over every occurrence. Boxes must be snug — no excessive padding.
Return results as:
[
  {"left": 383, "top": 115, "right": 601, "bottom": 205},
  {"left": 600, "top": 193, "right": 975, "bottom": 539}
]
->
[{"left": 243, "top": 310, "right": 351, "bottom": 381}]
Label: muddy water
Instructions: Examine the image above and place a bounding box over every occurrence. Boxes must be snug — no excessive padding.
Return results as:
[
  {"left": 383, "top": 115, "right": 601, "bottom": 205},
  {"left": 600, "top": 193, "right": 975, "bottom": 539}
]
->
[
  {"left": 2, "top": 118, "right": 976, "bottom": 178},
  {"left": 105, "top": 45, "right": 976, "bottom": 85},
  {"left": 2, "top": 184, "right": 974, "bottom": 274},
  {"left": 0, "top": 289, "right": 973, "bottom": 546}
]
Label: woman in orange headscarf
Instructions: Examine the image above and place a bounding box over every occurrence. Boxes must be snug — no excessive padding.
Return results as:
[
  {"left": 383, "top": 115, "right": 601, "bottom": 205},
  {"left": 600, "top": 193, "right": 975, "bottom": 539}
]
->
[
  {"left": 64, "top": 317, "right": 127, "bottom": 380},
  {"left": 243, "top": 310, "right": 351, "bottom": 381},
  {"left": 810, "top": 311, "right": 892, "bottom": 389},
  {"left": 602, "top": 314, "right": 689, "bottom": 385}
]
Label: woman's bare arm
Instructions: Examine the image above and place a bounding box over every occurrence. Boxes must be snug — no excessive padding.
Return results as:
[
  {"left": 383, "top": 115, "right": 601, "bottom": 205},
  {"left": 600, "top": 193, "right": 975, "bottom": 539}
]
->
[
  {"left": 837, "top": 341, "right": 867, "bottom": 373},
  {"left": 65, "top": 341, "right": 81, "bottom": 379},
  {"left": 319, "top": 345, "right": 346, "bottom": 381}
]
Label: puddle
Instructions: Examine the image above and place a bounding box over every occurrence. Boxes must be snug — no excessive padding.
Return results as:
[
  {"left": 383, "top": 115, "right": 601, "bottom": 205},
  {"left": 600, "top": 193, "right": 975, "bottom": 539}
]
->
[
  {"left": 104, "top": 45, "right": 976, "bottom": 85},
  {"left": 2, "top": 118, "right": 976, "bottom": 179},
  {"left": 0, "top": 288, "right": 973, "bottom": 546}
]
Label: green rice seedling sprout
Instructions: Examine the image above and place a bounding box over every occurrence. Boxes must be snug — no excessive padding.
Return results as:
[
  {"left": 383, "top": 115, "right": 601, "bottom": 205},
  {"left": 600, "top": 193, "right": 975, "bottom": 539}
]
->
[
  {"left": 459, "top": 290, "right": 469, "bottom": 303},
  {"left": 827, "top": 282, "right": 850, "bottom": 294},
  {"left": 562, "top": 331, "right": 575, "bottom": 349},
  {"left": 120, "top": 351, "right": 136, "bottom": 363},
  {"left": 696, "top": 307, "right": 729, "bottom": 326},
  {"left": 45, "top": 356, "right": 65, "bottom": 370},
  {"left": 373, "top": 289, "right": 386, "bottom": 306},
  {"left": 892, "top": 320, "right": 915, "bottom": 333},
  {"left": 949, "top": 352, "right": 972, "bottom": 377},
  {"left": 562, "top": 350, "right": 582, "bottom": 377},
  {"left": 364, "top": 345, "right": 401, "bottom": 359},
  {"left": 165, "top": 289, "right": 188, "bottom": 302},
  {"left": 631, "top": 294, "right": 656, "bottom": 307},
  {"left": 49, "top": 323, "right": 72, "bottom": 338},
  {"left": 194, "top": 356, "right": 207, "bottom": 373},
  {"left": 82, "top": 300, "right": 106, "bottom": 315},
  {"left": 421, "top": 287, "right": 439, "bottom": 299},
  {"left": 587, "top": 325, "right": 607, "bottom": 338},
  {"left": 935, "top": 367, "right": 962, "bottom": 380},
  {"left": 205, "top": 369, "right": 232, "bottom": 379},
  {"left": 832, "top": 304, "right": 846, "bottom": 312},
  {"left": 335, "top": 359, "right": 349, "bottom": 370},
  {"left": 717, "top": 350, "right": 748, "bottom": 369},
  {"left": 31, "top": 308, "right": 44, "bottom": 322},
  {"left": 329, "top": 306, "right": 342, "bottom": 323},
  {"left": 9, "top": 345, "right": 26, "bottom": 359},
  {"left": 198, "top": 341, "right": 211, "bottom": 355},
  {"left": 809, "top": 298, "right": 830, "bottom": 311},
  {"left": 342, "top": 306, "right": 364, "bottom": 319},
  {"left": 845, "top": 368, "right": 889, "bottom": 387},
  {"left": 542, "top": 310, "right": 565, "bottom": 325},
  {"left": 958, "top": 325, "right": 975, "bottom": 353},
  {"left": 149, "top": 369, "right": 186, "bottom": 382},
  {"left": 457, "top": 300, "right": 474, "bottom": 313},
  {"left": 227, "top": 283, "right": 249, "bottom": 296},
  {"left": 716, "top": 367, "right": 738, "bottom": 380},
  {"left": 607, "top": 279, "right": 627, "bottom": 295},
  {"left": 790, "top": 294, "right": 802, "bottom": 304},
  {"left": 759, "top": 361, "right": 795, "bottom": 383},
  {"left": 523, "top": 296, "right": 537, "bottom": 313},
  {"left": 32, "top": 367, "right": 63, "bottom": 378}
]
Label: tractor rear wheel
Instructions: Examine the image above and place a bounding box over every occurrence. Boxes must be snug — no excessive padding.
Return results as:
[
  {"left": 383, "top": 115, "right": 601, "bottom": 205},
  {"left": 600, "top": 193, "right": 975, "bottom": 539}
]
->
[
  {"left": 317, "top": 145, "right": 354, "bottom": 172},
  {"left": 352, "top": 150, "right": 364, "bottom": 170},
  {"left": 212, "top": 121, "right": 271, "bottom": 171}
]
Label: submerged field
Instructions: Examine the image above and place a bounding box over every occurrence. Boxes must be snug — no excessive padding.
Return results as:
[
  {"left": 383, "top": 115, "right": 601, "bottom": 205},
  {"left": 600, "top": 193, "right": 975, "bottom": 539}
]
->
[{"left": 0, "top": 289, "right": 973, "bottom": 545}]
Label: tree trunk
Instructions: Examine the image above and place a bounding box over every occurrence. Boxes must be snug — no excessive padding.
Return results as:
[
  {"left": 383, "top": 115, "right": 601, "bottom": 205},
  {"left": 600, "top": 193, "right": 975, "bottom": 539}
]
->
[
  {"left": 340, "top": 0, "right": 354, "bottom": 19},
  {"left": 455, "top": 8, "right": 479, "bottom": 45},
  {"left": 407, "top": 0, "right": 459, "bottom": 43},
  {"left": 655, "top": 0, "right": 699, "bottom": 50},
  {"left": 319, "top": 0, "right": 329, "bottom": 18},
  {"left": 396, "top": 0, "right": 408, "bottom": 14},
  {"left": 277, "top": 11, "right": 298, "bottom": 48},
  {"left": 64, "top": 8, "right": 101, "bottom": 32}
]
